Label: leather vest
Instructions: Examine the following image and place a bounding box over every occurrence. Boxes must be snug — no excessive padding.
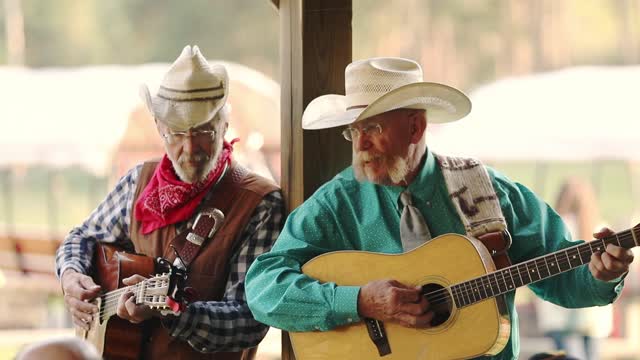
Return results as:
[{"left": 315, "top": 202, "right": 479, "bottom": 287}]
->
[{"left": 130, "top": 161, "right": 278, "bottom": 360}]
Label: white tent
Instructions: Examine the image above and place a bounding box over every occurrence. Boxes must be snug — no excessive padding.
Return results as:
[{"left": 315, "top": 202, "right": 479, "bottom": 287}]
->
[
  {"left": 0, "top": 62, "right": 279, "bottom": 176},
  {"left": 429, "top": 66, "right": 640, "bottom": 161}
]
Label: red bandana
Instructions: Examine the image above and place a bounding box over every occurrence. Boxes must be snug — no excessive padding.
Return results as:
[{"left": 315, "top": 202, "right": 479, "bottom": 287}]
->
[{"left": 134, "top": 140, "right": 237, "bottom": 234}]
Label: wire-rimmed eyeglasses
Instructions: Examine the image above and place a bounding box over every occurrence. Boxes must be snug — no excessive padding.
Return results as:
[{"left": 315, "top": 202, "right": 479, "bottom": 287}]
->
[
  {"left": 161, "top": 129, "right": 216, "bottom": 145},
  {"left": 341, "top": 123, "right": 383, "bottom": 142}
]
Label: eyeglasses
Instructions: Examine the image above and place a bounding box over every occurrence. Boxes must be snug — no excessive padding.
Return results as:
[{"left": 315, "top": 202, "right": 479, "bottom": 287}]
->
[
  {"left": 161, "top": 129, "right": 216, "bottom": 145},
  {"left": 341, "top": 123, "right": 383, "bottom": 142}
]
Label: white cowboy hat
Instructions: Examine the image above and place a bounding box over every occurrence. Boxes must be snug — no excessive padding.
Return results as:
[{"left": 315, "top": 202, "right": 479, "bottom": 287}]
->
[
  {"left": 140, "top": 45, "right": 228, "bottom": 131},
  {"left": 301, "top": 57, "right": 472, "bottom": 130}
]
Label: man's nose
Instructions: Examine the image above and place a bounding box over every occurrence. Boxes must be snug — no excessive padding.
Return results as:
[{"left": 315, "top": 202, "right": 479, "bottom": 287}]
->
[
  {"left": 182, "top": 135, "right": 196, "bottom": 153},
  {"left": 354, "top": 133, "right": 371, "bottom": 152}
]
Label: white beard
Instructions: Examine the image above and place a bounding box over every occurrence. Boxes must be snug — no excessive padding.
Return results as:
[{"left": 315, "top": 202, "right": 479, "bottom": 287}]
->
[
  {"left": 168, "top": 140, "right": 223, "bottom": 184},
  {"left": 353, "top": 152, "right": 411, "bottom": 185},
  {"left": 387, "top": 156, "right": 410, "bottom": 184}
]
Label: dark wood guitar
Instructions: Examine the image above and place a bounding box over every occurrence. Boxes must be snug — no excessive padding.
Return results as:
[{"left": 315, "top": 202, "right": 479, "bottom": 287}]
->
[{"left": 76, "top": 243, "right": 187, "bottom": 360}]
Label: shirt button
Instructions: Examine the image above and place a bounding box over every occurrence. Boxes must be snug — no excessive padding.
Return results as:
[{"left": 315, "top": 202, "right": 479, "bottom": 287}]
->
[{"left": 426, "top": 201, "right": 432, "bottom": 207}]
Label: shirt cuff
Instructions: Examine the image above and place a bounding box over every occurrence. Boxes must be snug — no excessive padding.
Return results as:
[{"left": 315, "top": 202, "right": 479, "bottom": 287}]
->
[
  {"left": 589, "top": 272, "right": 626, "bottom": 303},
  {"left": 332, "top": 286, "right": 361, "bottom": 327},
  {"left": 58, "top": 264, "right": 87, "bottom": 279},
  {"left": 162, "top": 309, "right": 191, "bottom": 338}
]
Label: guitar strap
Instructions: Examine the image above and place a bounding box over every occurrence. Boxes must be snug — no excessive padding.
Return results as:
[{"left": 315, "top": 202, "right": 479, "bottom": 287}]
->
[
  {"left": 169, "top": 165, "right": 230, "bottom": 270},
  {"left": 171, "top": 208, "right": 225, "bottom": 269},
  {"left": 435, "top": 153, "right": 512, "bottom": 268}
]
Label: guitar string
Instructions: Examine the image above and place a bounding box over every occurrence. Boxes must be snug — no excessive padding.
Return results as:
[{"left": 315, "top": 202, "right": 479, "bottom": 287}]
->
[
  {"left": 101, "top": 282, "right": 157, "bottom": 307},
  {"left": 100, "top": 280, "right": 164, "bottom": 315},
  {"left": 98, "top": 279, "right": 169, "bottom": 320},
  {"left": 423, "top": 235, "right": 629, "bottom": 307},
  {"left": 423, "top": 233, "right": 633, "bottom": 307},
  {"left": 101, "top": 275, "right": 171, "bottom": 301},
  {"left": 418, "top": 233, "right": 634, "bottom": 307},
  {"left": 98, "top": 283, "right": 142, "bottom": 319}
]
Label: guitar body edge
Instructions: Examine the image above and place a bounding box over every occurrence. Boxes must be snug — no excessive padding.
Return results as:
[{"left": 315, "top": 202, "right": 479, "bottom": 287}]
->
[
  {"left": 80, "top": 244, "right": 155, "bottom": 360},
  {"left": 291, "top": 233, "right": 511, "bottom": 360}
]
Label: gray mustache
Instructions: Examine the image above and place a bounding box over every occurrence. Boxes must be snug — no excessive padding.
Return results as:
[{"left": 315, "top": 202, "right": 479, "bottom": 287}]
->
[
  {"left": 355, "top": 152, "right": 381, "bottom": 162},
  {"left": 178, "top": 153, "right": 210, "bottom": 164}
]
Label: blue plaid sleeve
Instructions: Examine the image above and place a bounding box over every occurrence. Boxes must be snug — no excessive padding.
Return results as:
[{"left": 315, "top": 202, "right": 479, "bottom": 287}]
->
[
  {"left": 164, "top": 190, "right": 285, "bottom": 352},
  {"left": 55, "top": 165, "right": 142, "bottom": 278}
]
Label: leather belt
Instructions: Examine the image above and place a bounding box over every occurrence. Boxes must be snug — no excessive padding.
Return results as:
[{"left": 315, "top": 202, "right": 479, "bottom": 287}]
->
[{"left": 173, "top": 208, "right": 224, "bottom": 268}]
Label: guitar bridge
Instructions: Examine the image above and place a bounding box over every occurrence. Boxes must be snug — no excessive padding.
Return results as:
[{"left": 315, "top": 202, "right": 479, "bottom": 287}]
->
[{"left": 365, "top": 318, "right": 391, "bottom": 356}]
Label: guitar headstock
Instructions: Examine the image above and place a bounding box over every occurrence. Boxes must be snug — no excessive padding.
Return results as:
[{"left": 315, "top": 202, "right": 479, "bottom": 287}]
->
[
  {"left": 137, "top": 273, "right": 173, "bottom": 309},
  {"left": 137, "top": 260, "right": 190, "bottom": 315}
]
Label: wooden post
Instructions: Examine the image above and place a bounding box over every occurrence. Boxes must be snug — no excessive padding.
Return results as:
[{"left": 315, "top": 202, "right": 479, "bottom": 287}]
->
[{"left": 279, "top": 0, "right": 352, "bottom": 358}]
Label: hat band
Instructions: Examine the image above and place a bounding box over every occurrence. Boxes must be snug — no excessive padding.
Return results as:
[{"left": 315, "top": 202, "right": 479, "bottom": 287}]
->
[
  {"left": 160, "top": 84, "right": 223, "bottom": 93},
  {"left": 157, "top": 93, "right": 224, "bottom": 102},
  {"left": 346, "top": 104, "right": 368, "bottom": 111}
]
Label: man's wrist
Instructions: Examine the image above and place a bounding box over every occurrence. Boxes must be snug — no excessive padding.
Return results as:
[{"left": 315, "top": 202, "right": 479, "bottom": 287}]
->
[
  {"left": 606, "top": 271, "right": 628, "bottom": 283},
  {"left": 61, "top": 268, "right": 77, "bottom": 277}
]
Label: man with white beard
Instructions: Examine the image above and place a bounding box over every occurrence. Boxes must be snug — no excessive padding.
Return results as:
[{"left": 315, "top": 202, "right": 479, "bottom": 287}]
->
[
  {"left": 56, "top": 45, "right": 284, "bottom": 360},
  {"left": 245, "top": 57, "right": 632, "bottom": 360}
]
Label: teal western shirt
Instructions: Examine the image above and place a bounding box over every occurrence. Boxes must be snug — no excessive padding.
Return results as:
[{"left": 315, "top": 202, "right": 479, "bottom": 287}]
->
[{"left": 246, "top": 150, "right": 624, "bottom": 359}]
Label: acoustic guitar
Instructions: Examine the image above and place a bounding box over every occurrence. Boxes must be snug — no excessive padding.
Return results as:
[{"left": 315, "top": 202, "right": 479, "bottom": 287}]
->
[
  {"left": 76, "top": 244, "right": 187, "bottom": 360},
  {"left": 290, "top": 225, "right": 639, "bottom": 360}
]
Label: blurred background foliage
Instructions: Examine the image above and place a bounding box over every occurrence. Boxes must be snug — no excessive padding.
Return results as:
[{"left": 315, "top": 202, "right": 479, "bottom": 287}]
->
[
  {"left": 0, "top": 0, "right": 280, "bottom": 75},
  {"left": 3, "top": 0, "right": 637, "bottom": 231},
  {"left": 355, "top": 0, "right": 639, "bottom": 90}
]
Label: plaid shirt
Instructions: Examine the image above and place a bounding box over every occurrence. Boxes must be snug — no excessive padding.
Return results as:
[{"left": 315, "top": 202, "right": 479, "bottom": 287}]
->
[{"left": 56, "top": 164, "right": 285, "bottom": 352}]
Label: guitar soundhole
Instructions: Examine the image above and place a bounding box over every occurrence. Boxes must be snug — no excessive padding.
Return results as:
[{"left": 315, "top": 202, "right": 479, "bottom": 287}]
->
[{"left": 421, "top": 283, "right": 452, "bottom": 327}]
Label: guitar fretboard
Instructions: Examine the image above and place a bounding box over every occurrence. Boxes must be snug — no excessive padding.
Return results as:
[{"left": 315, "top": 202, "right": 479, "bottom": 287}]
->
[
  {"left": 450, "top": 226, "right": 639, "bottom": 308},
  {"left": 98, "top": 276, "right": 171, "bottom": 321}
]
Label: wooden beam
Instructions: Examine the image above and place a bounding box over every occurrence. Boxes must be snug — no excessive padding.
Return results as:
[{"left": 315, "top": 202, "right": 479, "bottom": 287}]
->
[
  {"left": 280, "top": 0, "right": 352, "bottom": 211},
  {"left": 279, "top": 0, "right": 352, "bottom": 358}
]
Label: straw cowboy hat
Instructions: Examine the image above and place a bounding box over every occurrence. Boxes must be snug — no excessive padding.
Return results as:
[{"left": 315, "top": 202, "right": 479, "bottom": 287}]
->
[
  {"left": 140, "top": 45, "right": 228, "bottom": 131},
  {"left": 301, "top": 57, "right": 472, "bottom": 130}
]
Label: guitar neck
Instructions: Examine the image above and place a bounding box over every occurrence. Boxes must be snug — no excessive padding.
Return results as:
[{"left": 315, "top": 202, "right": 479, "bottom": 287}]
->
[
  {"left": 98, "top": 273, "right": 174, "bottom": 321},
  {"left": 450, "top": 225, "right": 639, "bottom": 308},
  {"left": 99, "top": 282, "right": 145, "bottom": 320}
]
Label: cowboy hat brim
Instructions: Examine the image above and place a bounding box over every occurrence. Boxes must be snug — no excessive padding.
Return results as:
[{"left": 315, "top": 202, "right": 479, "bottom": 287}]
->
[
  {"left": 301, "top": 95, "right": 364, "bottom": 130},
  {"left": 301, "top": 82, "right": 471, "bottom": 130}
]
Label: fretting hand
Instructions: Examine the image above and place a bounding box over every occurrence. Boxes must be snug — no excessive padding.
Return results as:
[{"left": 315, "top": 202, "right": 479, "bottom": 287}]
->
[
  {"left": 116, "top": 275, "right": 162, "bottom": 324},
  {"left": 589, "top": 227, "right": 635, "bottom": 282}
]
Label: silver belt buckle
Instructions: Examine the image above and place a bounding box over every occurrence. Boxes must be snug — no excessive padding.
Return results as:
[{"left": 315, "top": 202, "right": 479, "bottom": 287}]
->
[{"left": 193, "top": 208, "right": 225, "bottom": 238}]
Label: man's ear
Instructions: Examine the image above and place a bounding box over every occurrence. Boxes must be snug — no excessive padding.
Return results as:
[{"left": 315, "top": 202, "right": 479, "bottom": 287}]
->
[
  {"left": 222, "top": 121, "right": 229, "bottom": 136},
  {"left": 408, "top": 110, "right": 427, "bottom": 144},
  {"left": 154, "top": 118, "right": 164, "bottom": 136}
]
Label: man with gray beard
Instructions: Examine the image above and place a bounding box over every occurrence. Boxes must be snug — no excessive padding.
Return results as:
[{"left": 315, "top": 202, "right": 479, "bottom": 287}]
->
[
  {"left": 56, "top": 45, "right": 284, "bottom": 359},
  {"left": 245, "top": 57, "right": 632, "bottom": 359}
]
